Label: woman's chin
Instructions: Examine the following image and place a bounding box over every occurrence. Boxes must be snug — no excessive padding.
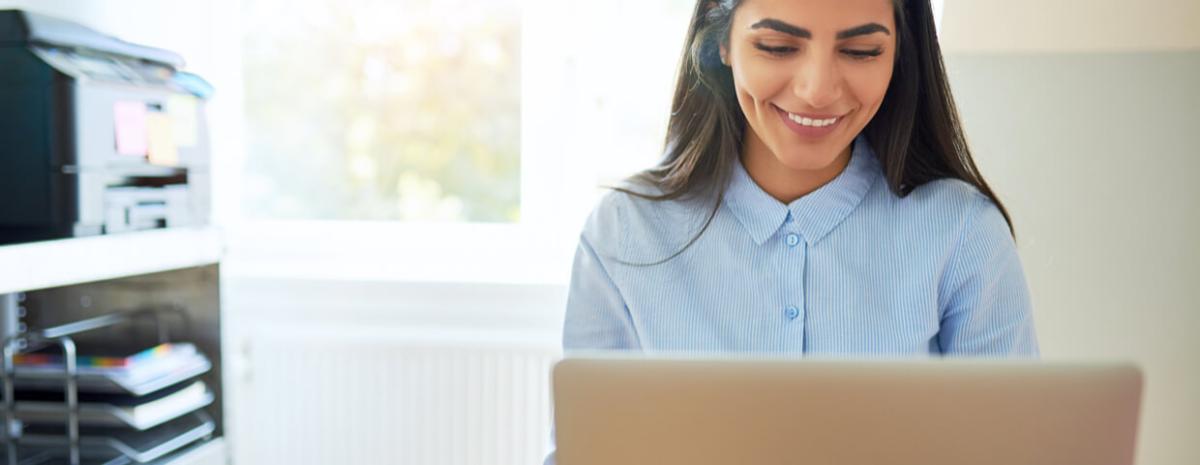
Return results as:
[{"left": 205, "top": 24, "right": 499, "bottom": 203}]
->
[{"left": 771, "top": 150, "right": 844, "bottom": 173}]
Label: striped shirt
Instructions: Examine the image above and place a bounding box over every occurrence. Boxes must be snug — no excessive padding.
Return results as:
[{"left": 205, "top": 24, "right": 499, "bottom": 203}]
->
[
  {"left": 546, "top": 136, "right": 1039, "bottom": 464},
  {"left": 562, "top": 135, "right": 1039, "bottom": 356}
]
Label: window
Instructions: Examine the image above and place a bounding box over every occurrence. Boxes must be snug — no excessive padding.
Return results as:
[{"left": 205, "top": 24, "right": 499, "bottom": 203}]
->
[
  {"left": 241, "top": 0, "right": 521, "bottom": 222},
  {"left": 222, "top": 1, "right": 717, "bottom": 283}
]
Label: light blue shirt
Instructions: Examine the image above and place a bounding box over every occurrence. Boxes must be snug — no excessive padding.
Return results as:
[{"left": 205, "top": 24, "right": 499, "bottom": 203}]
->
[
  {"left": 563, "top": 136, "right": 1038, "bottom": 356},
  {"left": 547, "top": 137, "right": 1038, "bottom": 464}
]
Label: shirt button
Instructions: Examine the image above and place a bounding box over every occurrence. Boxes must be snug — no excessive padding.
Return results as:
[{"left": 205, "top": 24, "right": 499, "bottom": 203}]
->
[
  {"left": 785, "top": 233, "right": 800, "bottom": 247},
  {"left": 785, "top": 306, "right": 800, "bottom": 320}
]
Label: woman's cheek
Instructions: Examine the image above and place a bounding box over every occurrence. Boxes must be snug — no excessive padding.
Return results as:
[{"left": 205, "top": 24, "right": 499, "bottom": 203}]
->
[
  {"left": 736, "top": 58, "right": 788, "bottom": 107},
  {"left": 843, "top": 69, "right": 886, "bottom": 119},
  {"left": 862, "top": 63, "right": 894, "bottom": 107}
]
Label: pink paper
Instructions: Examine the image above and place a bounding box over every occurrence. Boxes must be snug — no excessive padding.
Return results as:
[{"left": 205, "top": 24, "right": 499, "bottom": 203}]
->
[{"left": 113, "top": 101, "right": 148, "bottom": 156}]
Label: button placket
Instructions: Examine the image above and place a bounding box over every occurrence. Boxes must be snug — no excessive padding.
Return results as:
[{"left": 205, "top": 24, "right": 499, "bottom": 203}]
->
[{"left": 781, "top": 238, "right": 808, "bottom": 352}]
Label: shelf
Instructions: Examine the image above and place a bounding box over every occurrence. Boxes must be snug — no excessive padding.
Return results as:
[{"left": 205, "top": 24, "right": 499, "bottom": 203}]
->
[
  {"left": 16, "top": 383, "right": 214, "bottom": 431},
  {"left": 19, "top": 412, "right": 215, "bottom": 464},
  {"left": 0, "top": 228, "right": 222, "bottom": 295},
  {"left": 0, "top": 428, "right": 222, "bottom": 464},
  {"left": 14, "top": 354, "right": 212, "bottom": 397},
  {"left": 151, "top": 438, "right": 224, "bottom": 465}
]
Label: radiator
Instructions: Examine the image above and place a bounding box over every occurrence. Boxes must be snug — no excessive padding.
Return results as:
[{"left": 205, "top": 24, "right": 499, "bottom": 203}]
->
[{"left": 236, "top": 326, "right": 561, "bottom": 465}]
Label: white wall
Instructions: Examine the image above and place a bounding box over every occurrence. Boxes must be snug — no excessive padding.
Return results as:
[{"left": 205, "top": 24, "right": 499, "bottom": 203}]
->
[
  {"left": 947, "top": 50, "right": 1199, "bottom": 465},
  {"left": 941, "top": 0, "right": 1200, "bottom": 54}
]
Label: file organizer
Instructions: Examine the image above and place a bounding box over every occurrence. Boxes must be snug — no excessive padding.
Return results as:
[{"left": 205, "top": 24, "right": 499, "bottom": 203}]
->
[
  {"left": 15, "top": 380, "right": 214, "bottom": 430},
  {"left": 0, "top": 261, "right": 227, "bottom": 465},
  {"left": 1, "top": 303, "right": 221, "bottom": 465}
]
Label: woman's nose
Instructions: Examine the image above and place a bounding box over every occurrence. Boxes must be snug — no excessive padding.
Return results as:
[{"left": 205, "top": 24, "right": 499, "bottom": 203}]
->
[{"left": 792, "top": 53, "right": 843, "bottom": 109}]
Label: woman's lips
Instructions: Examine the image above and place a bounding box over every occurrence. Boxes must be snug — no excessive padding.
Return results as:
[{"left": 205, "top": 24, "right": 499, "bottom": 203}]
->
[{"left": 773, "top": 104, "right": 845, "bottom": 139}]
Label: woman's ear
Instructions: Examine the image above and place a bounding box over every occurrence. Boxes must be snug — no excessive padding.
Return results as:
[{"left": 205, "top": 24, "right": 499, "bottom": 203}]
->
[{"left": 704, "top": 1, "right": 730, "bottom": 66}]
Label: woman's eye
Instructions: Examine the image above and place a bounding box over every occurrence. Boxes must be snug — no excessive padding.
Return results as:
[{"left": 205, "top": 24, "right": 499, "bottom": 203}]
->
[
  {"left": 753, "top": 43, "right": 797, "bottom": 56},
  {"left": 842, "top": 48, "right": 884, "bottom": 60}
]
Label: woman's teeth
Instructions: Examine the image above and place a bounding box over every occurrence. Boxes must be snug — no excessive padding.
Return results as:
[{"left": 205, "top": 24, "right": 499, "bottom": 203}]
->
[{"left": 787, "top": 112, "right": 838, "bottom": 128}]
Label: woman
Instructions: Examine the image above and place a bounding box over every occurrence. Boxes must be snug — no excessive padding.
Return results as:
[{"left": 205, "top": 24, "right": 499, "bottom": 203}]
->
[
  {"left": 546, "top": 0, "right": 1038, "bottom": 461},
  {"left": 561, "top": 0, "right": 1037, "bottom": 358}
]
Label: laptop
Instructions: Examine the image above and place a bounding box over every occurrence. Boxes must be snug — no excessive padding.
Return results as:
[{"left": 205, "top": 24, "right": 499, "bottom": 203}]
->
[{"left": 552, "top": 356, "right": 1142, "bottom": 465}]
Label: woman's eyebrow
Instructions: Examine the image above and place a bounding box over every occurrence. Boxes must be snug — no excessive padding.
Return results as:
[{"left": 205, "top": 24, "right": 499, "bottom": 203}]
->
[
  {"left": 836, "top": 23, "right": 891, "bottom": 39},
  {"left": 749, "top": 18, "right": 892, "bottom": 40},
  {"left": 750, "top": 19, "right": 811, "bottom": 38}
]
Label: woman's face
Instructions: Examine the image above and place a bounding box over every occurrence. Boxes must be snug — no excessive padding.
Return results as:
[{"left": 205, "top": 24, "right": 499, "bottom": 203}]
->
[{"left": 722, "top": 0, "right": 896, "bottom": 172}]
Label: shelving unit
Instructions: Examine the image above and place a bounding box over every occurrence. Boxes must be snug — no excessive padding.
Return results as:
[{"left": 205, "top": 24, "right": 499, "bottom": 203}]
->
[
  {"left": 0, "top": 230, "right": 227, "bottom": 465},
  {"left": 1, "top": 8, "right": 227, "bottom": 463}
]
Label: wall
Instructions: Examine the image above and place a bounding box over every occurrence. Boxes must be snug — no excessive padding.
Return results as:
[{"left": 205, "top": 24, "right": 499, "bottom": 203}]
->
[{"left": 941, "top": 0, "right": 1200, "bottom": 54}]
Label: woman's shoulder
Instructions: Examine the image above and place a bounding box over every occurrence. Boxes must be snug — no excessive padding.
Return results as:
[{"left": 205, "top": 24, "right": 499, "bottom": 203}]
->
[
  {"left": 865, "top": 177, "right": 1011, "bottom": 250},
  {"left": 580, "top": 179, "right": 713, "bottom": 259},
  {"left": 897, "top": 177, "right": 1013, "bottom": 247},
  {"left": 904, "top": 177, "right": 989, "bottom": 211}
]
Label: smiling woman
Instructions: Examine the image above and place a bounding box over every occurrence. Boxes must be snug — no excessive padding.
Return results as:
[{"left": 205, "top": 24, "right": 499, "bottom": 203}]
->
[
  {"left": 548, "top": 2, "right": 1038, "bottom": 463},
  {"left": 549, "top": 0, "right": 1037, "bottom": 458},
  {"left": 572, "top": 0, "right": 1038, "bottom": 340},
  {"left": 725, "top": 1, "right": 897, "bottom": 201},
  {"left": 617, "top": 0, "right": 1010, "bottom": 232}
]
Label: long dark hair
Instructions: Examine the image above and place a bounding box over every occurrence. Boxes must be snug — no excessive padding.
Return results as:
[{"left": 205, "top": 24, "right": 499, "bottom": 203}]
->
[{"left": 615, "top": 0, "right": 1013, "bottom": 261}]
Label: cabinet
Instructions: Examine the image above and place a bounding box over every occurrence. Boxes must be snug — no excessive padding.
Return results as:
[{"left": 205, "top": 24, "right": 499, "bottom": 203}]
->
[{"left": 0, "top": 227, "right": 227, "bottom": 464}]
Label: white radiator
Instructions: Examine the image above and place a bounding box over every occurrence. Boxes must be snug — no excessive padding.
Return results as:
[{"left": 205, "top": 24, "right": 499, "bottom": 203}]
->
[{"left": 235, "top": 326, "right": 561, "bottom": 465}]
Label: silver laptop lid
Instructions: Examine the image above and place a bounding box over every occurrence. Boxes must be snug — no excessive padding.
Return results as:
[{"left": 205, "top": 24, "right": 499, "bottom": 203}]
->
[{"left": 553, "top": 356, "right": 1142, "bottom": 465}]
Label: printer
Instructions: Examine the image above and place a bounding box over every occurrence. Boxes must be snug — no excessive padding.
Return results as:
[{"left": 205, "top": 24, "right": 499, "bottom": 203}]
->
[{"left": 0, "top": 10, "right": 212, "bottom": 245}]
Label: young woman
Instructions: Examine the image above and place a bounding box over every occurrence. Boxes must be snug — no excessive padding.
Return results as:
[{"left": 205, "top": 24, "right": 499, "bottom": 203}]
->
[
  {"left": 563, "top": 0, "right": 1038, "bottom": 358},
  {"left": 546, "top": 0, "right": 1038, "bottom": 461}
]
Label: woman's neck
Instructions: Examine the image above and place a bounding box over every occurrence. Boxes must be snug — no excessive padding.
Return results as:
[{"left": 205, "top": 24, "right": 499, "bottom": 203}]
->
[{"left": 739, "top": 131, "right": 853, "bottom": 205}]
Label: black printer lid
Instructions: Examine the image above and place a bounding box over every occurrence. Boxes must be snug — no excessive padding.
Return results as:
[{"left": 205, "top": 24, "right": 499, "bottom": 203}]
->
[{"left": 0, "top": 9, "right": 184, "bottom": 69}]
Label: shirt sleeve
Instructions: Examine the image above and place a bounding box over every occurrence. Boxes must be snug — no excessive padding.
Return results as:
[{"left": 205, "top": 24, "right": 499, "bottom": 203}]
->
[
  {"left": 546, "top": 195, "right": 641, "bottom": 465},
  {"left": 937, "top": 194, "right": 1040, "bottom": 356},
  {"left": 562, "top": 234, "right": 641, "bottom": 351}
]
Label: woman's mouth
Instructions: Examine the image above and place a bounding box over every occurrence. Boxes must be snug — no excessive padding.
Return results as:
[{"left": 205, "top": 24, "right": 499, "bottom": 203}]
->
[{"left": 773, "top": 104, "right": 845, "bottom": 139}]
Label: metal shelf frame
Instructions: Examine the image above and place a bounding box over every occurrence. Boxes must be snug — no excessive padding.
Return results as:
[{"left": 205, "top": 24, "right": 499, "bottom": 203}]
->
[{"left": 1, "top": 308, "right": 195, "bottom": 465}]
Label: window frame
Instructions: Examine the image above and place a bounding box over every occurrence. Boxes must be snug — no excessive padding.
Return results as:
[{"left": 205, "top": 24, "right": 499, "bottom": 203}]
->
[{"left": 216, "top": 0, "right": 601, "bottom": 285}]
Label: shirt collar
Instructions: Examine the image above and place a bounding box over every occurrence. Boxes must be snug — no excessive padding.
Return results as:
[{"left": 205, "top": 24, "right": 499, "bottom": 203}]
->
[{"left": 723, "top": 134, "right": 881, "bottom": 246}]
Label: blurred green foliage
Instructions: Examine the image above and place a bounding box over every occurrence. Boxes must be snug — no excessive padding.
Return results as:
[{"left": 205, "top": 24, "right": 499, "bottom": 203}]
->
[{"left": 242, "top": 0, "right": 521, "bottom": 222}]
